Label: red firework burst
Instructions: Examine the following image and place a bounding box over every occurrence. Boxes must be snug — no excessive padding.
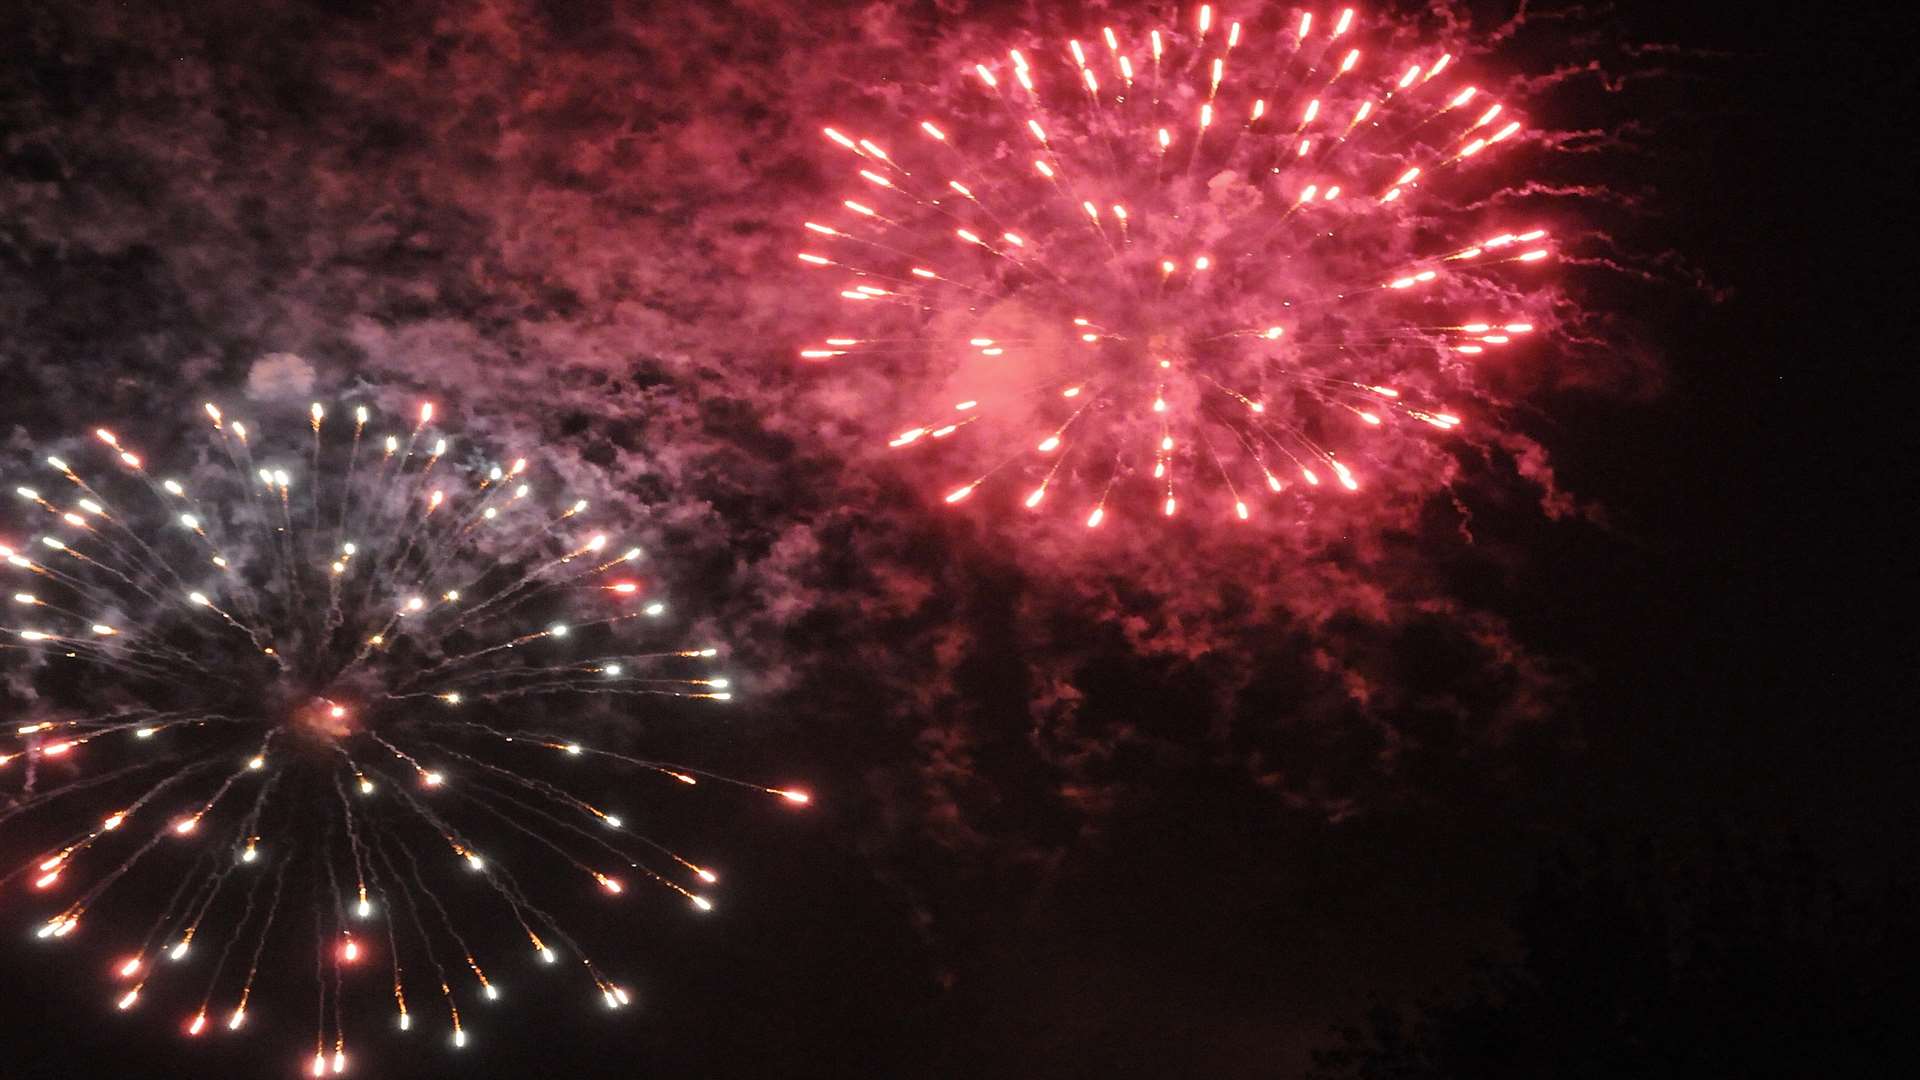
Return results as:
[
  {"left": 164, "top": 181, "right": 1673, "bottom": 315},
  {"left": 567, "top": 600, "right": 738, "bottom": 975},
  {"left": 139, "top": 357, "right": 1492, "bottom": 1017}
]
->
[{"left": 800, "top": 4, "right": 1556, "bottom": 529}]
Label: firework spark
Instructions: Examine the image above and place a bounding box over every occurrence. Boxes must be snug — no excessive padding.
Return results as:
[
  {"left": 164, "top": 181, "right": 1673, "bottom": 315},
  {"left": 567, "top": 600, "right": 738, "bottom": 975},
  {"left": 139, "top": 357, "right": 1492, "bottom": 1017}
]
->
[
  {"left": 801, "top": 5, "right": 1555, "bottom": 527},
  {"left": 2, "top": 401, "right": 808, "bottom": 1070}
]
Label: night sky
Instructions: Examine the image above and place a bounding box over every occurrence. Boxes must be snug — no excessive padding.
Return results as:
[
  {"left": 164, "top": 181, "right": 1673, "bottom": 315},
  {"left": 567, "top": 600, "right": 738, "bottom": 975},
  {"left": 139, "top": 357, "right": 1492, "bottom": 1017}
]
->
[{"left": 1, "top": 1, "right": 1912, "bottom": 1078}]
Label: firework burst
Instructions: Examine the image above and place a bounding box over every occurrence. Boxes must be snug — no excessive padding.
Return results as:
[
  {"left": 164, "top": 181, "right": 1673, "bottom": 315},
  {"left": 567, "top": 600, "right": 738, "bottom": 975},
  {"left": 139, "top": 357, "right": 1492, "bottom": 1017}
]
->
[
  {"left": 2, "top": 400, "right": 808, "bottom": 1072},
  {"left": 800, "top": 4, "right": 1556, "bottom": 528}
]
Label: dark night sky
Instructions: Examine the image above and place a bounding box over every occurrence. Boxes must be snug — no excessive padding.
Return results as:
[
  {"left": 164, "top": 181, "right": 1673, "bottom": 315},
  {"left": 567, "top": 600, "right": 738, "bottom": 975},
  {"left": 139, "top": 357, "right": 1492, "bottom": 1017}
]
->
[{"left": 1, "top": 1, "right": 1912, "bottom": 1077}]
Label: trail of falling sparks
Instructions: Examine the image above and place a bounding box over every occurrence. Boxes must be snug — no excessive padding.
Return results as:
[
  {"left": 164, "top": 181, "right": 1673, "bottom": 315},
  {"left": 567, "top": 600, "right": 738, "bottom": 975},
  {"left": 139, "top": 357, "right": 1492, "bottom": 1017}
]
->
[
  {"left": 800, "top": 5, "right": 1554, "bottom": 527},
  {"left": 2, "top": 402, "right": 809, "bottom": 1070}
]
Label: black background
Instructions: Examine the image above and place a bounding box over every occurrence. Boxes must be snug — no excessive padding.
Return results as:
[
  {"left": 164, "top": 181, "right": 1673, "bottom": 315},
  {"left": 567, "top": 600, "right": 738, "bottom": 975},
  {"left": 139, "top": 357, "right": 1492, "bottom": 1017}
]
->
[{"left": 1, "top": 1, "right": 1913, "bottom": 1077}]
